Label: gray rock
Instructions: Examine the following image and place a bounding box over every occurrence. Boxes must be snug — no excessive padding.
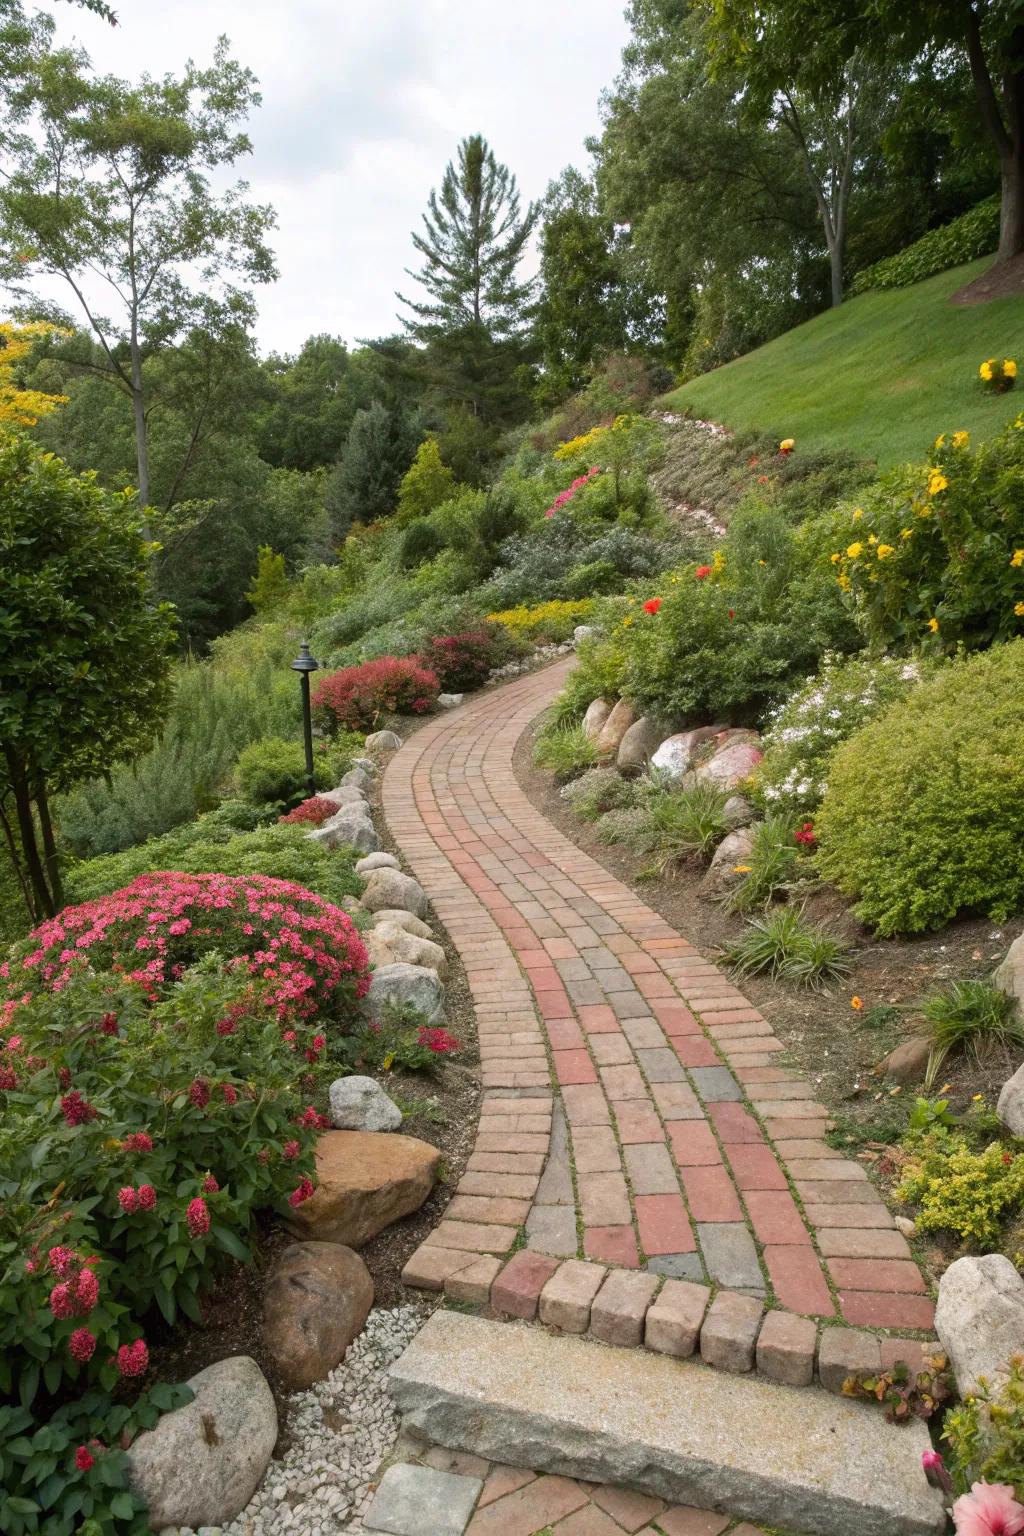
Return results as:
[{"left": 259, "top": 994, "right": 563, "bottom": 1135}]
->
[
  {"left": 650, "top": 727, "right": 725, "bottom": 782},
  {"left": 996, "top": 933, "right": 1024, "bottom": 1016},
  {"left": 329, "top": 1075, "right": 403, "bottom": 1132},
  {"left": 340, "top": 767, "right": 373, "bottom": 792},
  {"left": 365, "top": 962, "right": 443, "bottom": 1023},
  {"left": 356, "top": 852, "right": 400, "bottom": 875},
  {"left": 700, "top": 1290, "right": 763, "bottom": 1372},
  {"left": 361, "top": 868, "right": 429, "bottom": 918},
  {"left": 574, "top": 625, "right": 600, "bottom": 646},
  {"left": 365, "top": 730, "right": 403, "bottom": 752},
  {"left": 373, "top": 922, "right": 447, "bottom": 977},
  {"left": 698, "top": 828, "right": 756, "bottom": 901},
  {"left": 352, "top": 756, "right": 376, "bottom": 774},
  {"left": 437, "top": 693, "right": 464, "bottom": 709},
  {"left": 309, "top": 805, "right": 378, "bottom": 854},
  {"left": 616, "top": 716, "right": 664, "bottom": 777},
  {"left": 697, "top": 1224, "right": 764, "bottom": 1291},
  {"left": 321, "top": 784, "right": 369, "bottom": 808},
  {"left": 595, "top": 698, "right": 637, "bottom": 759},
  {"left": 998, "top": 1061, "right": 1024, "bottom": 1135},
  {"left": 388, "top": 1310, "right": 945, "bottom": 1536},
  {"left": 363, "top": 1462, "right": 483, "bottom": 1536},
  {"left": 582, "top": 698, "right": 612, "bottom": 744},
  {"left": 126, "top": 1357, "right": 277, "bottom": 1529},
  {"left": 371, "top": 909, "right": 435, "bottom": 940},
  {"left": 723, "top": 795, "right": 756, "bottom": 829},
  {"left": 935, "top": 1254, "right": 1024, "bottom": 1395}
]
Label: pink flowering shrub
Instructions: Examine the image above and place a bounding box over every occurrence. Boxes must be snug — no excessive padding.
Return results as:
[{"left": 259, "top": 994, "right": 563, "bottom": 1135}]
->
[
  {"left": 1, "top": 870, "right": 370, "bottom": 1026},
  {"left": 417, "top": 626, "right": 512, "bottom": 691},
  {"left": 278, "top": 795, "right": 340, "bottom": 827},
  {"left": 543, "top": 466, "right": 601, "bottom": 519},
  {"left": 312, "top": 655, "right": 440, "bottom": 732}
]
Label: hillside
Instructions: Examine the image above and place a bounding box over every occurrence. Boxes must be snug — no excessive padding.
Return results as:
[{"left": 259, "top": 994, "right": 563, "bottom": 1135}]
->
[{"left": 663, "top": 258, "right": 1024, "bottom": 467}]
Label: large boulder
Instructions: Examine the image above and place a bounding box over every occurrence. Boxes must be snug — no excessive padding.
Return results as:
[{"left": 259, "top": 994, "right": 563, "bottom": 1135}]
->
[
  {"left": 995, "top": 933, "right": 1024, "bottom": 1017},
  {"left": 616, "top": 716, "right": 664, "bottom": 777},
  {"left": 878, "top": 1038, "right": 932, "bottom": 1086},
  {"left": 582, "top": 698, "right": 612, "bottom": 743},
  {"left": 329, "top": 1075, "right": 403, "bottom": 1132},
  {"left": 373, "top": 922, "right": 447, "bottom": 977},
  {"left": 595, "top": 698, "right": 637, "bottom": 759},
  {"left": 361, "top": 868, "right": 429, "bottom": 918},
  {"left": 352, "top": 756, "right": 376, "bottom": 775},
  {"left": 320, "top": 784, "right": 368, "bottom": 808},
  {"left": 263, "top": 1241, "right": 373, "bottom": 1392},
  {"left": 650, "top": 726, "right": 725, "bottom": 782},
  {"left": 126, "top": 1356, "right": 276, "bottom": 1530},
  {"left": 340, "top": 766, "right": 372, "bottom": 792},
  {"left": 698, "top": 828, "right": 755, "bottom": 902},
  {"left": 309, "top": 804, "right": 378, "bottom": 854},
  {"left": 356, "top": 852, "right": 400, "bottom": 876},
  {"left": 998, "top": 1062, "right": 1024, "bottom": 1136},
  {"left": 371, "top": 909, "right": 435, "bottom": 940},
  {"left": 365, "top": 729, "right": 403, "bottom": 752},
  {"left": 287, "top": 1130, "right": 440, "bottom": 1247},
  {"left": 935, "top": 1254, "right": 1024, "bottom": 1395},
  {"left": 694, "top": 731, "right": 763, "bottom": 793},
  {"left": 723, "top": 795, "right": 756, "bottom": 829},
  {"left": 365, "top": 962, "right": 443, "bottom": 1023},
  {"left": 437, "top": 693, "right": 464, "bottom": 709},
  {"left": 574, "top": 625, "right": 599, "bottom": 647}
]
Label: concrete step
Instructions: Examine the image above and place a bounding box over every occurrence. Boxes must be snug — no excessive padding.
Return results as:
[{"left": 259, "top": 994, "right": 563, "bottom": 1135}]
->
[{"left": 388, "top": 1311, "right": 945, "bottom": 1536}]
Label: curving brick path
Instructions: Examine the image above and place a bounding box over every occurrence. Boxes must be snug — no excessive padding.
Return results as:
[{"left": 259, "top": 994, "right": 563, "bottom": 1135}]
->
[{"left": 385, "top": 659, "right": 935, "bottom": 1360}]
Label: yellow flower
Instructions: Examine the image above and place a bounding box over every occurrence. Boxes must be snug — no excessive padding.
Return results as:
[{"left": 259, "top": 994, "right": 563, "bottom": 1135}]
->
[
  {"left": 981, "top": 359, "right": 995, "bottom": 381},
  {"left": 712, "top": 550, "right": 726, "bottom": 574},
  {"left": 621, "top": 616, "right": 633, "bottom": 628},
  {"left": 733, "top": 865, "right": 752, "bottom": 873},
  {"left": 830, "top": 552, "right": 841, "bottom": 564},
  {"left": 973, "top": 1093, "right": 984, "bottom": 1102},
  {"left": 1012, "top": 549, "right": 1024, "bottom": 568},
  {"left": 876, "top": 543, "right": 894, "bottom": 559},
  {"left": 852, "top": 507, "right": 864, "bottom": 521},
  {"left": 1016, "top": 602, "right": 1024, "bottom": 618},
  {"left": 1015, "top": 413, "right": 1024, "bottom": 430},
  {"left": 927, "top": 617, "right": 940, "bottom": 633},
  {"left": 846, "top": 541, "right": 863, "bottom": 559},
  {"left": 927, "top": 470, "right": 948, "bottom": 496},
  {"left": 934, "top": 434, "right": 946, "bottom": 450},
  {"left": 779, "top": 438, "right": 795, "bottom": 453},
  {"left": 867, "top": 533, "right": 878, "bottom": 546},
  {"left": 900, "top": 527, "right": 913, "bottom": 540},
  {"left": 837, "top": 573, "right": 851, "bottom": 591},
  {"left": 952, "top": 431, "right": 970, "bottom": 449},
  {"left": 1006, "top": 359, "right": 1018, "bottom": 378}
]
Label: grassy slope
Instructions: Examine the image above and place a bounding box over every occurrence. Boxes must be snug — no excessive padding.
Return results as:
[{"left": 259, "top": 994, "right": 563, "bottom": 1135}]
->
[{"left": 664, "top": 258, "right": 1024, "bottom": 467}]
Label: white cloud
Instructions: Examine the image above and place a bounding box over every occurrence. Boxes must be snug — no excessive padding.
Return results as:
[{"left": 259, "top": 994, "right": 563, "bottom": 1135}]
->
[{"left": 54, "top": 0, "right": 629, "bottom": 354}]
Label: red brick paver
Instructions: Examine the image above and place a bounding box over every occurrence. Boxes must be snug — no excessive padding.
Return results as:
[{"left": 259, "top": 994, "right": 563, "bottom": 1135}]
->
[{"left": 386, "top": 661, "right": 933, "bottom": 1336}]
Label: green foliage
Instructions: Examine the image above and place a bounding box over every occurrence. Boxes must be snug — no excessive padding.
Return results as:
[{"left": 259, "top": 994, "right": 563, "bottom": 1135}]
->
[
  {"left": 815, "top": 641, "right": 1024, "bottom": 934},
  {"left": 399, "top": 520, "right": 445, "bottom": 569},
  {"left": 325, "top": 401, "right": 421, "bottom": 537},
  {"left": 852, "top": 196, "right": 1000, "bottom": 293},
  {"left": 345, "top": 1002, "right": 461, "bottom": 1077},
  {"left": 896, "top": 1130, "right": 1024, "bottom": 1248},
  {"left": 642, "top": 780, "right": 732, "bottom": 865},
  {"left": 725, "top": 815, "right": 801, "bottom": 912},
  {"left": 944, "top": 1355, "right": 1024, "bottom": 1498},
  {"left": 245, "top": 545, "right": 290, "bottom": 614},
  {"left": 233, "top": 736, "right": 334, "bottom": 810},
  {"left": 907, "top": 1096, "right": 959, "bottom": 1134},
  {"left": 532, "top": 722, "right": 598, "bottom": 782},
  {"left": 756, "top": 652, "right": 929, "bottom": 815},
  {"left": 396, "top": 438, "right": 458, "bottom": 524},
  {"left": 720, "top": 905, "right": 852, "bottom": 991},
  {"left": 831, "top": 421, "right": 1024, "bottom": 653},
  {"left": 840, "top": 1353, "right": 952, "bottom": 1425},
  {"left": 561, "top": 767, "right": 639, "bottom": 821},
  {"left": 920, "top": 979, "right": 1024, "bottom": 1089}
]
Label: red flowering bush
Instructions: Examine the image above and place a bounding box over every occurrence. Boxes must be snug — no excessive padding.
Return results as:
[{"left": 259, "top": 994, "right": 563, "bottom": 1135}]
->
[
  {"left": 278, "top": 795, "right": 339, "bottom": 827},
  {"left": 312, "top": 655, "right": 440, "bottom": 732},
  {"left": 1, "top": 870, "right": 370, "bottom": 1026},
  {"left": 417, "top": 626, "right": 510, "bottom": 691}
]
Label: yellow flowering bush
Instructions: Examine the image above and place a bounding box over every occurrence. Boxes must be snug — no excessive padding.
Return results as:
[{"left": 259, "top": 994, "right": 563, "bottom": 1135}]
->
[
  {"left": 896, "top": 1133, "right": 1024, "bottom": 1248},
  {"left": 487, "top": 599, "right": 595, "bottom": 643},
  {"left": 828, "top": 420, "right": 1024, "bottom": 650},
  {"left": 980, "top": 356, "right": 1017, "bottom": 393}
]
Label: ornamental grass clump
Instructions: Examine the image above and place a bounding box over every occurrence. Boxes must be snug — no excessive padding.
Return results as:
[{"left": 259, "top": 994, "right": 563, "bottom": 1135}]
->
[
  {"left": 532, "top": 721, "right": 598, "bottom": 782},
  {"left": 312, "top": 655, "right": 440, "bottom": 732},
  {"left": 920, "top": 979, "right": 1024, "bottom": 1089},
  {"left": 815, "top": 640, "right": 1024, "bottom": 935},
  {"left": 641, "top": 780, "right": 732, "bottom": 865},
  {"left": 721, "top": 906, "right": 852, "bottom": 992}
]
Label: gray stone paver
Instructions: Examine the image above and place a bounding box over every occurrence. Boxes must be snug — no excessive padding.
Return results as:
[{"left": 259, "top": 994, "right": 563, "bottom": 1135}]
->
[
  {"left": 364, "top": 1462, "right": 482, "bottom": 1536},
  {"left": 696, "top": 1224, "right": 765, "bottom": 1292}
]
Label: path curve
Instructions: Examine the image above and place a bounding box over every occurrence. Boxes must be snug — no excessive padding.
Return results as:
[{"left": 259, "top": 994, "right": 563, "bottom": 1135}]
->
[{"left": 385, "top": 661, "right": 934, "bottom": 1336}]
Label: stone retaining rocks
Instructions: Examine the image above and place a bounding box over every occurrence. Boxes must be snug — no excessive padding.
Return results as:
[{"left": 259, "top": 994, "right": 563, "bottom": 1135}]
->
[
  {"left": 127, "top": 1356, "right": 276, "bottom": 1529},
  {"left": 287, "top": 1130, "right": 440, "bottom": 1248},
  {"left": 698, "top": 827, "right": 755, "bottom": 901},
  {"left": 321, "top": 783, "right": 369, "bottom": 808},
  {"left": 372, "top": 922, "right": 448, "bottom": 977},
  {"left": 582, "top": 698, "right": 611, "bottom": 743},
  {"left": 995, "top": 933, "right": 1024, "bottom": 1015},
  {"left": 366, "top": 729, "right": 403, "bottom": 752},
  {"left": 935, "top": 1253, "right": 1024, "bottom": 1395},
  {"left": 361, "top": 868, "right": 429, "bottom": 918},
  {"left": 595, "top": 698, "right": 636, "bottom": 759},
  {"left": 723, "top": 794, "right": 756, "bottom": 829},
  {"left": 329, "top": 1075, "right": 403, "bottom": 1132},
  {"left": 437, "top": 693, "right": 464, "bottom": 709},
  {"left": 366, "top": 961, "right": 443, "bottom": 1022},
  {"left": 310, "top": 803, "right": 378, "bottom": 854},
  {"left": 693, "top": 730, "right": 763, "bottom": 792},
  {"left": 998, "top": 1062, "right": 1024, "bottom": 1135},
  {"left": 649, "top": 727, "right": 724, "bottom": 782},
  {"left": 340, "top": 766, "right": 373, "bottom": 791},
  {"left": 356, "top": 852, "right": 400, "bottom": 875},
  {"left": 616, "top": 716, "right": 664, "bottom": 776},
  {"left": 263, "top": 1241, "right": 374, "bottom": 1392},
  {"left": 370, "top": 909, "right": 435, "bottom": 940}
]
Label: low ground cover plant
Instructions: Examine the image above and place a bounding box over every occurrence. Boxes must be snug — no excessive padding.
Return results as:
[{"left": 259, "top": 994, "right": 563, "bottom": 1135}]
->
[
  {"left": 851, "top": 196, "right": 1000, "bottom": 294},
  {"left": 721, "top": 905, "right": 851, "bottom": 991},
  {"left": 532, "top": 721, "right": 597, "bottom": 782},
  {"left": 487, "top": 598, "right": 595, "bottom": 643},
  {"left": 313, "top": 655, "right": 440, "bottom": 731}
]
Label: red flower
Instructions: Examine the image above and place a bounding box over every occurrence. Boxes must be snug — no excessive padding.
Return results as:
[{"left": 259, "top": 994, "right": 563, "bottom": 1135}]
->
[
  {"left": 695, "top": 565, "right": 712, "bottom": 579},
  {"left": 123, "top": 1131, "right": 153, "bottom": 1153},
  {"left": 189, "top": 1076, "right": 210, "bottom": 1109},
  {"left": 312, "top": 1034, "right": 326, "bottom": 1052},
  {"left": 288, "top": 1175, "right": 315, "bottom": 1207},
  {"left": 795, "top": 822, "right": 816, "bottom": 847},
  {"left": 137, "top": 1184, "right": 157, "bottom": 1211},
  {"left": 728, "top": 609, "right": 735, "bottom": 620},
  {"left": 296, "top": 1105, "right": 329, "bottom": 1129},
  {"left": 74, "top": 1444, "right": 94, "bottom": 1472},
  {"left": 642, "top": 597, "right": 662, "bottom": 615},
  {"left": 118, "top": 1186, "right": 139, "bottom": 1214},
  {"left": 417, "top": 1026, "right": 460, "bottom": 1054},
  {"left": 99, "top": 1013, "right": 119, "bottom": 1035},
  {"left": 48, "top": 1245, "right": 76, "bottom": 1277},
  {"left": 221, "top": 1083, "right": 238, "bottom": 1105},
  {"left": 68, "top": 1327, "right": 96, "bottom": 1362},
  {"left": 201, "top": 1175, "right": 219, "bottom": 1194},
  {"left": 117, "top": 1339, "right": 149, "bottom": 1378},
  {"left": 74, "top": 1266, "right": 99, "bottom": 1312},
  {"left": 278, "top": 796, "right": 339, "bottom": 828},
  {"left": 257, "top": 1147, "right": 270, "bottom": 1165},
  {"left": 61, "top": 1090, "right": 96, "bottom": 1126},
  {"left": 186, "top": 1197, "right": 210, "bottom": 1238},
  {"left": 282, "top": 1139, "right": 301, "bottom": 1161},
  {"left": 0, "top": 1066, "right": 16, "bottom": 1090},
  {"left": 58, "top": 1066, "right": 71, "bottom": 1090},
  {"left": 216, "top": 1015, "right": 237, "bottom": 1036},
  {"left": 50, "top": 1282, "right": 74, "bottom": 1318}
]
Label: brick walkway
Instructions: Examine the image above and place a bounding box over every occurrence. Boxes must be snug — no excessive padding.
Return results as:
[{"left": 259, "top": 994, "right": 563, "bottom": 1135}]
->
[{"left": 386, "top": 660, "right": 934, "bottom": 1337}]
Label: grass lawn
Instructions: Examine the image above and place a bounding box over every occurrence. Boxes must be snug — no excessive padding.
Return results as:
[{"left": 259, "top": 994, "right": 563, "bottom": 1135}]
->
[{"left": 663, "top": 257, "right": 1024, "bottom": 467}]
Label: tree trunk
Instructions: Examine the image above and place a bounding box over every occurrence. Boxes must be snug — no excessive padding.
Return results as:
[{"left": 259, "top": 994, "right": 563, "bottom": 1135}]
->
[
  {"left": 829, "top": 241, "right": 844, "bottom": 307},
  {"left": 130, "top": 333, "right": 151, "bottom": 531},
  {"left": 34, "top": 775, "right": 64, "bottom": 914},
  {"left": 0, "top": 798, "right": 38, "bottom": 925},
  {"left": 963, "top": 9, "right": 1024, "bottom": 261},
  {"left": 998, "top": 153, "right": 1024, "bottom": 261},
  {"left": 2, "top": 749, "right": 54, "bottom": 920}
]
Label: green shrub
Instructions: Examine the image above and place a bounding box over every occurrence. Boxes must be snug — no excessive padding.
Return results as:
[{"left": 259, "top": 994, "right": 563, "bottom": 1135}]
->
[
  {"left": 720, "top": 905, "right": 852, "bottom": 991},
  {"left": 896, "top": 1129, "right": 1024, "bottom": 1247},
  {"left": 234, "top": 736, "right": 333, "bottom": 809},
  {"left": 642, "top": 781, "right": 732, "bottom": 865},
  {"left": 725, "top": 815, "right": 801, "bottom": 913},
  {"left": 829, "top": 421, "right": 1024, "bottom": 653},
  {"left": 815, "top": 641, "right": 1024, "bottom": 935},
  {"left": 399, "top": 520, "right": 445, "bottom": 568},
  {"left": 756, "top": 652, "right": 930, "bottom": 815},
  {"left": 851, "top": 196, "right": 1000, "bottom": 294},
  {"left": 533, "top": 722, "right": 598, "bottom": 782},
  {"left": 920, "top": 979, "right": 1024, "bottom": 1089},
  {"left": 561, "top": 767, "right": 639, "bottom": 820},
  {"left": 944, "top": 1356, "right": 1024, "bottom": 1498}
]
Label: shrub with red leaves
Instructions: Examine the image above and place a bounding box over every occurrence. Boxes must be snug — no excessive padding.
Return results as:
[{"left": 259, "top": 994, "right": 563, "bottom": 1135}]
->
[
  {"left": 278, "top": 795, "right": 339, "bottom": 827},
  {"left": 418, "top": 627, "right": 509, "bottom": 691},
  {"left": 312, "top": 655, "right": 440, "bottom": 732}
]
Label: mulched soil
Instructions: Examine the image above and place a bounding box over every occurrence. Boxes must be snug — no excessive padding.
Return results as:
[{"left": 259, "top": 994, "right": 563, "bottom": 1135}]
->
[{"left": 950, "top": 252, "right": 1024, "bottom": 305}]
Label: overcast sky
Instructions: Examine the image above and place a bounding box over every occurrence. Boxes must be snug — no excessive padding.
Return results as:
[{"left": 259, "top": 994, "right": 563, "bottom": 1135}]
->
[{"left": 56, "top": 0, "right": 630, "bottom": 356}]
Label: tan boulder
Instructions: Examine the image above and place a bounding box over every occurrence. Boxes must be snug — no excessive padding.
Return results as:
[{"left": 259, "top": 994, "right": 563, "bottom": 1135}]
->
[
  {"left": 370, "top": 909, "right": 435, "bottom": 940},
  {"left": 373, "top": 921, "right": 448, "bottom": 977},
  {"left": 616, "top": 716, "right": 665, "bottom": 776},
  {"left": 582, "top": 698, "right": 612, "bottom": 743},
  {"left": 263, "top": 1241, "right": 373, "bottom": 1392},
  {"left": 877, "top": 1037, "right": 932, "bottom": 1086},
  {"left": 287, "top": 1130, "right": 440, "bottom": 1248},
  {"left": 595, "top": 698, "right": 637, "bottom": 759}
]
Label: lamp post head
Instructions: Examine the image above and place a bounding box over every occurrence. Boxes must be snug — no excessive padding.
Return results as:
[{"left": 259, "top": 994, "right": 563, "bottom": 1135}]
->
[{"left": 290, "top": 641, "right": 319, "bottom": 675}]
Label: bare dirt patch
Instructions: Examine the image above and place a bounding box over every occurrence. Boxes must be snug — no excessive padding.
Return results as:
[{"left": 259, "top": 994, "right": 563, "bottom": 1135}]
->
[{"left": 950, "top": 252, "right": 1024, "bottom": 305}]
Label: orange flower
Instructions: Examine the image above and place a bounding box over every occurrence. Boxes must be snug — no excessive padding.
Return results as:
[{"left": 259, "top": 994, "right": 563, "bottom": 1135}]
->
[{"left": 850, "top": 996, "right": 864, "bottom": 1011}]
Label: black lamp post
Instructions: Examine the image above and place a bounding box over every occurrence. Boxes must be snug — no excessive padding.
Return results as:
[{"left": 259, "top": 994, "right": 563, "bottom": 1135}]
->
[{"left": 291, "top": 641, "right": 320, "bottom": 797}]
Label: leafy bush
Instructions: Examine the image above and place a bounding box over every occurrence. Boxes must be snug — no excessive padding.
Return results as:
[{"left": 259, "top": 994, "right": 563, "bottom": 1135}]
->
[
  {"left": 480, "top": 524, "right": 672, "bottom": 610},
  {"left": 3, "top": 871, "right": 370, "bottom": 1025},
  {"left": 756, "top": 653, "right": 929, "bottom": 815},
  {"left": 487, "top": 598, "right": 595, "bottom": 643},
  {"left": 829, "top": 422, "right": 1024, "bottom": 653},
  {"left": 944, "top": 1355, "right": 1024, "bottom": 1498},
  {"left": 721, "top": 906, "right": 852, "bottom": 992},
  {"left": 815, "top": 641, "right": 1024, "bottom": 934},
  {"left": 532, "top": 722, "right": 598, "bottom": 782},
  {"left": 896, "top": 1129, "right": 1024, "bottom": 1247},
  {"left": 65, "top": 815, "right": 362, "bottom": 910},
  {"left": 0, "top": 961, "right": 325, "bottom": 1532},
  {"left": 920, "top": 979, "right": 1024, "bottom": 1089},
  {"left": 724, "top": 815, "right": 801, "bottom": 912},
  {"left": 313, "top": 655, "right": 440, "bottom": 731},
  {"left": 234, "top": 736, "right": 330, "bottom": 809},
  {"left": 418, "top": 627, "right": 511, "bottom": 691},
  {"left": 851, "top": 196, "right": 1000, "bottom": 294},
  {"left": 399, "top": 520, "right": 445, "bottom": 568},
  {"left": 346, "top": 1002, "right": 461, "bottom": 1076},
  {"left": 279, "top": 796, "right": 340, "bottom": 827}
]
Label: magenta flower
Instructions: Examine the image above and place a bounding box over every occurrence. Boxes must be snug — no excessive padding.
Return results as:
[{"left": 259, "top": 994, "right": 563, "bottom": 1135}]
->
[
  {"left": 952, "top": 1484, "right": 1024, "bottom": 1535},
  {"left": 74, "top": 1444, "right": 95, "bottom": 1471},
  {"left": 189, "top": 1076, "right": 210, "bottom": 1109},
  {"left": 201, "top": 1175, "right": 219, "bottom": 1194},
  {"left": 118, "top": 1186, "right": 139, "bottom": 1214},
  {"left": 123, "top": 1131, "right": 153, "bottom": 1153},
  {"left": 74, "top": 1266, "right": 99, "bottom": 1313},
  {"left": 288, "top": 1175, "right": 315, "bottom": 1207},
  {"left": 282, "top": 1139, "right": 301, "bottom": 1161},
  {"left": 186, "top": 1196, "right": 210, "bottom": 1238},
  {"left": 68, "top": 1327, "right": 96, "bottom": 1362},
  {"left": 49, "top": 1282, "right": 74, "bottom": 1318},
  {"left": 117, "top": 1339, "right": 149, "bottom": 1378},
  {"left": 61, "top": 1090, "right": 96, "bottom": 1126},
  {"left": 137, "top": 1183, "right": 157, "bottom": 1210}
]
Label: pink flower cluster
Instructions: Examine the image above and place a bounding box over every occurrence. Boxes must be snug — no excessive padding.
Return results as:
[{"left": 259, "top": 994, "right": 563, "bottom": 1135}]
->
[
  {"left": 117, "top": 1184, "right": 156, "bottom": 1213},
  {"left": 543, "top": 466, "right": 601, "bottom": 519},
  {"left": 117, "top": 1338, "right": 149, "bottom": 1378},
  {"left": 4, "top": 872, "right": 371, "bottom": 1025},
  {"left": 417, "top": 1026, "right": 460, "bottom": 1055},
  {"left": 186, "top": 1196, "right": 211, "bottom": 1238}
]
